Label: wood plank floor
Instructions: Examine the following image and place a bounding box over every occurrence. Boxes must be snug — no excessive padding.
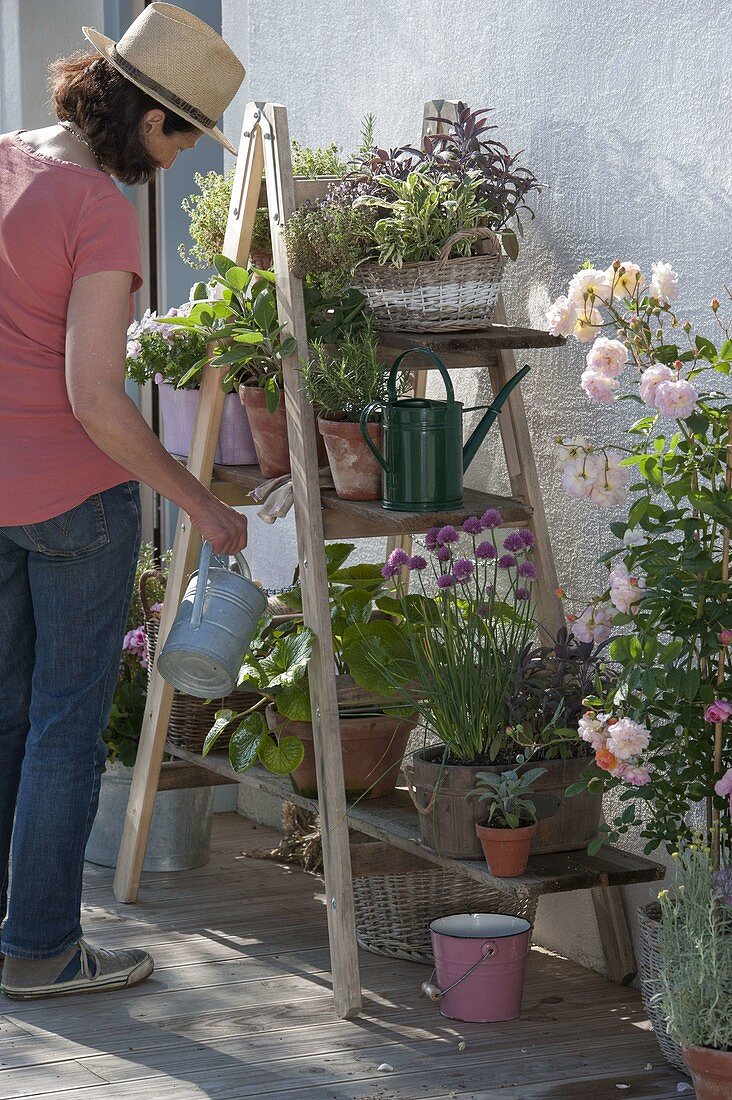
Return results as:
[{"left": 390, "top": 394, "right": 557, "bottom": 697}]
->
[{"left": 0, "top": 814, "right": 689, "bottom": 1100}]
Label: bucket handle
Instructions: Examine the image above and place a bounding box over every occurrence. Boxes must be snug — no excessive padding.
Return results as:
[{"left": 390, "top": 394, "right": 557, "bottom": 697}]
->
[
  {"left": 421, "top": 940, "right": 497, "bottom": 1001},
  {"left": 190, "top": 541, "right": 252, "bottom": 630}
]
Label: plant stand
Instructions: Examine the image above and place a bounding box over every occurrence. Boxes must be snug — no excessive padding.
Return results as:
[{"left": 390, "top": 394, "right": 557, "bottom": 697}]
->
[{"left": 113, "top": 100, "right": 665, "bottom": 1019}]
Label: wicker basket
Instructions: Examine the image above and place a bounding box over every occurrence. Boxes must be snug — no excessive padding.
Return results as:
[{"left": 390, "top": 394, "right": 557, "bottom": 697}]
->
[
  {"left": 140, "top": 569, "right": 262, "bottom": 754},
  {"left": 354, "top": 869, "right": 538, "bottom": 965},
  {"left": 350, "top": 227, "right": 506, "bottom": 333},
  {"left": 638, "top": 902, "right": 690, "bottom": 1076}
]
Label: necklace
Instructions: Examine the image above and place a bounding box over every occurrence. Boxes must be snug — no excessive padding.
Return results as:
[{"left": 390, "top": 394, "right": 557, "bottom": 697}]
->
[{"left": 59, "top": 121, "right": 106, "bottom": 172}]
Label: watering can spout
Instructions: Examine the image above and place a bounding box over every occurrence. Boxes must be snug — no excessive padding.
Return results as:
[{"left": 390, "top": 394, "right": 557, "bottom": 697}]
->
[{"left": 462, "top": 364, "right": 531, "bottom": 472}]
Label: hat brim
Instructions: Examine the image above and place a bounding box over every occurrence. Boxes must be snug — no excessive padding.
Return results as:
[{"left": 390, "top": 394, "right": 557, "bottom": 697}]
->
[{"left": 82, "top": 26, "right": 238, "bottom": 155}]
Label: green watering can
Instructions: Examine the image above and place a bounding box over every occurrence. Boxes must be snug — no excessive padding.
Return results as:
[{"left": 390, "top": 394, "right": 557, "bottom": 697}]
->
[{"left": 360, "top": 348, "right": 531, "bottom": 511}]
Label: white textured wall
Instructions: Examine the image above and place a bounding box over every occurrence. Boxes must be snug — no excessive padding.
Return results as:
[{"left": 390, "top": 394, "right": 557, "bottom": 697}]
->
[{"left": 222, "top": 0, "right": 732, "bottom": 973}]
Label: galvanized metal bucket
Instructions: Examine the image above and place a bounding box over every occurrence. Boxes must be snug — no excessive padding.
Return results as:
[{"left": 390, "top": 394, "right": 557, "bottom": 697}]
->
[{"left": 157, "top": 541, "right": 266, "bottom": 699}]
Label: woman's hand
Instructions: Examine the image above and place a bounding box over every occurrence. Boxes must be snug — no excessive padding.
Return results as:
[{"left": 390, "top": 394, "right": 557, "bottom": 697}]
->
[{"left": 187, "top": 493, "right": 248, "bottom": 556}]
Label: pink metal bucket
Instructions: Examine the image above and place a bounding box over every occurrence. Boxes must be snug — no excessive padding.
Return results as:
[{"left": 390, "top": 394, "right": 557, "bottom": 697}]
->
[
  {"left": 158, "top": 383, "right": 257, "bottom": 465},
  {"left": 427, "top": 913, "right": 532, "bottom": 1022}
]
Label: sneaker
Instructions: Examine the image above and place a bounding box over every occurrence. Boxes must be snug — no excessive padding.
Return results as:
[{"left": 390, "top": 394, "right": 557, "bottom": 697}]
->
[{"left": 1, "top": 938, "right": 153, "bottom": 1000}]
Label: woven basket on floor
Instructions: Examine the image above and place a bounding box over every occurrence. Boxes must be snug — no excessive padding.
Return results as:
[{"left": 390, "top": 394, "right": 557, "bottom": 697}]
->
[
  {"left": 637, "top": 902, "right": 689, "bottom": 1077},
  {"left": 350, "top": 227, "right": 506, "bottom": 333},
  {"left": 140, "top": 569, "right": 262, "bottom": 754},
  {"left": 354, "top": 869, "right": 538, "bottom": 965}
]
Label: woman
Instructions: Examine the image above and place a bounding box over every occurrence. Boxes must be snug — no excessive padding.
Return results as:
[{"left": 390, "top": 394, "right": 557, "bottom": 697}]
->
[{"left": 0, "top": 4, "right": 248, "bottom": 999}]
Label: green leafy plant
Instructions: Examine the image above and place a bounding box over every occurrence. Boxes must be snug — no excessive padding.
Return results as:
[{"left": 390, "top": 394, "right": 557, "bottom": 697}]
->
[
  {"left": 298, "top": 321, "right": 406, "bottom": 421},
  {"left": 468, "top": 766, "right": 558, "bottom": 828},
  {"left": 103, "top": 544, "right": 168, "bottom": 767},
  {"left": 343, "top": 514, "right": 538, "bottom": 765},
  {"left": 657, "top": 836, "right": 732, "bottom": 1051},
  {"left": 125, "top": 301, "right": 209, "bottom": 391},
  {"left": 282, "top": 189, "right": 379, "bottom": 287},
  {"left": 202, "top": 545, "right": 401, "bottom": 777},
  {"left": 354, "top": 166, "right": 502, "bottom": 268}
]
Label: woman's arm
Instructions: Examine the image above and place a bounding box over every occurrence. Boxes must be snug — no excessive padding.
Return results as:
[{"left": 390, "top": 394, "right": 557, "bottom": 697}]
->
[{"left": 65, "top": 270, "right": 248, "bottom": 556}]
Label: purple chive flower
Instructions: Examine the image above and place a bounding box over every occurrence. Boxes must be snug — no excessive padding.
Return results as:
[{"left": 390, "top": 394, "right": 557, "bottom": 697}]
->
[
  {"left": 516, "top": 587, "right": 533, "bottom": 601},
  {"left": 437, "top": 573, "right": 456, "bottom": 589},
  {"left": 462, "top": 516, "right": 484, "bottom": 535},
  {"left": 436, "top": 545, "right": 451, "bottom": 562},
  {"left": 481, "top": 508, "right": 503, "bottom": 528},
  {"left": 437, "top": 525, "right": 460, "bottom": 545},
  {"left": 453, "top": 558, "right": 475, "bottom": 583},
  {"left": 409, "top": 555, "right": 427, "bottom": 571},
  {"left": 387, "top": 548, "right": 410, "bottom": 568},
  {"left": 424, "top": 526, "right": 440, "bottom": 550},
  {"left": 498, "top": 553, "right": 517, "bottom": 570},
  {"left": 381, "top": 563, "right": 400, "bottom": 579},
  {"left": 475, "top": 540, "right": 497, "bottom": 560},
  {"left": 520, "top": 530, "right": 536, "bottom": 549},
  {"left": 518, "top": 561, "right": 538, "bottom": 579},
  {"left": 502, "top": 531, "right": 525, "bottom": 553}
]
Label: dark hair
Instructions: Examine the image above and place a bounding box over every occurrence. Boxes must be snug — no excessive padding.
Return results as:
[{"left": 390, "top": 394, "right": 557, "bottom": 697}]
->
[{"left": 49, "top": 52, "right": 198, "bottom": 185}]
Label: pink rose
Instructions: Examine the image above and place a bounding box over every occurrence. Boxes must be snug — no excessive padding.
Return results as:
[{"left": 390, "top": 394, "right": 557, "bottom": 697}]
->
[
  {"left": 615, "top": 761, "right": 652, "bottom": 786},
  {"left": 639, "top": 364, "right": 673, "bottom": 408},
  {"left": 655, "top": 378, "right": 698, "bottom": 420},
  {"left": 586, "top": 337, "right": 628, "bottom": 379},
  {"left": 581, "top": 367, "right": 618, "bottom": 404},
  {"left": 719, "top": 629, "right": 732, "bottom": 646},
  {"left": 714, "top": 767, "right": 732, "bottom": 799},
  {"left": 704, "top": 699, "right": 732, "bottom": 724}
]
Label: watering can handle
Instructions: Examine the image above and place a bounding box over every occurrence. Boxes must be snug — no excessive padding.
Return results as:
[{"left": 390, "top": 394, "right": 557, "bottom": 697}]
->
[
  {"left": 387, "top": 348, "right": 455, "bottom": 406},
  {"left": 190, "top": 542, "right": 252, "bottom": 629},
  {"left": 359, "top": 402, "right": 387, "bottom": 470}
]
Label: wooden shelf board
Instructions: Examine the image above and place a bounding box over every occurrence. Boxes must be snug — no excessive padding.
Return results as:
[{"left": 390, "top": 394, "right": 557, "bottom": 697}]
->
[
  {"left": 209, "top": 466, "right": 532, "bottom": 535},
  {"left": 165, "top": 743, "right": 665, "bottom": 900},
  {"left": 376, "top": 325, "right": 565, "bottom": 358}
]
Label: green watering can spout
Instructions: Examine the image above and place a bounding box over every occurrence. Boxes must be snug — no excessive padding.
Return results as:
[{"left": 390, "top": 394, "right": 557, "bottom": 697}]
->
[{"left": 462, "top": 364, "right": 531, "bottom": 472}]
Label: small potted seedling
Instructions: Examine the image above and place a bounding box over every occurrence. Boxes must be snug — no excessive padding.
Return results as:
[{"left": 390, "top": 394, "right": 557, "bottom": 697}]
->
[{"left": 469, "top": 767, "right": 559, "bottom": 877}]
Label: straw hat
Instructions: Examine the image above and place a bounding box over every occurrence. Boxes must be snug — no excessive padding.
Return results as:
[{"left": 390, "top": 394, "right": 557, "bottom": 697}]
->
[{"left": 83, "top": 3, "right": 244, "bottom": 155}]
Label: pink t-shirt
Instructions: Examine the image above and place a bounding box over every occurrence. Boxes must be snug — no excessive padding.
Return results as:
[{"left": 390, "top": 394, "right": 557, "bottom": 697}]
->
[{"left": 0, "top": 131, "right": 144, "bottom": 525}]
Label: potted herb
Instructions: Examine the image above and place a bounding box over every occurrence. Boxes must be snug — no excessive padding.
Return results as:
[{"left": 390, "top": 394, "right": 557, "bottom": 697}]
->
[
  {"left": 656, "top": 837, "right": 732, "bottom": 1096},
  {"left": 203, "top": 544, "right": 417, "bottom": 798},
  {"left": 470, "top": 767, "right": 559, "bottom": 877},
  {"left": 125, "top": 291, "right": 257, "bottom": 466},
  {"left": 299, "top": 322, "right": 408, "bottom": 500},
  {"left": 86, "top": 546, "right": 215, "bottom": 872},
  {"left": 342, "top": 512, "right": 541, "bottom": 858},
  {"left": 504, "top": 628, "right": 615, "bottom": 853}
]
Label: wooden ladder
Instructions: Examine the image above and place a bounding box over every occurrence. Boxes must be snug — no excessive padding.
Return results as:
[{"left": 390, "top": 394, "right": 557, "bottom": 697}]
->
[{"left": 113, "top": 100, "right": 642, "bottom": 1019}]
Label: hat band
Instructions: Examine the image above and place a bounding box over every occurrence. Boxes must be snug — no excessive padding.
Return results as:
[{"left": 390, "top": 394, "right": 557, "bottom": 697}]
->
[{"left": 111, "top": 46, "right": 216, "bottom": 130}]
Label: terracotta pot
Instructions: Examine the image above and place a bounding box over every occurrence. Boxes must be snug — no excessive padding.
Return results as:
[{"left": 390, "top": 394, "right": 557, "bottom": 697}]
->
[
  {"left": 318, "top": 417, "right": 382, "bottom": 501},
  {"left": 250, "top": 248, "right": 273, "bottom": 269},
  {"left": 682, "top": 1044, "right": 732, "bottom": 1099},
  {"left": 158, "top": 383, "right": 257, "bottom": 465},
  {"left": 475, "top": 821, "right": 537, "bottom": 877},
  {"left": 510, "top": 755, "right": 603, "bottom": 855},
  {"left": 266, "top": 703, "right": 416, "bottom": 800},
  {"left": 239, "top": 386, "right": 327, "bottom": 477}
]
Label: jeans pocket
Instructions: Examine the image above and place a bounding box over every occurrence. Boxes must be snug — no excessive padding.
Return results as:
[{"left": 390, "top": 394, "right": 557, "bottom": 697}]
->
[{"left": 22, "top": 493, "right": 110, "bottom": 558}]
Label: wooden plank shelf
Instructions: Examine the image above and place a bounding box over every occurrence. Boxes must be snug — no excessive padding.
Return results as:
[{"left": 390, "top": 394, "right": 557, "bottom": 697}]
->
[
  {"left": 376, "top": 325, "right": 565, "bottom": 368},
  {"left": 209, "top": 465, "right": 532, "bottom": 536},
  {"left": 164, "top": 744, "right": 665, "bottom": 901}
]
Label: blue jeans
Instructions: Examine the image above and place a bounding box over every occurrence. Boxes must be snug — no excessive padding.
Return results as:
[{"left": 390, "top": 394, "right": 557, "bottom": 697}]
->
[{"left": 0, "top": 483, "right": 141, "bottom": 958}]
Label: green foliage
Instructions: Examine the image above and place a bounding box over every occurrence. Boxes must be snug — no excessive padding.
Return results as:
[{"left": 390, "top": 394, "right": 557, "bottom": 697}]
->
[
  {"left": 355, "top": 167, "right": 502, "bottom": 268},
  {"left": 125, "top": 303, "right": 209, "bottom": 391},
  {"left": 299, "top": 321, "right": 406, "bottom": 421},
  {"left": 290, "top": 139, "right": 346, "bottom": 179},
  {"left": 282, "top": 190, "right": 379, "bottom": 287},
  {"left": 468, "top": 766, "right": 559, "bottom": 828},
  {"left": 103, "top": 544, "right": 168, "bottom": 767},
  {"left": 657, "top": 837, "right": 732, "bottom": 1051}
]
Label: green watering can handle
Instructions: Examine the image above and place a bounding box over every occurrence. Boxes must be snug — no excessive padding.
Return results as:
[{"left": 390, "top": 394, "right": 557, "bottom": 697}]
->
[
  {"left": 359, "top": 402, "right": 387, "bottom": 470},
  {"left": 191, "top": 541, "right": 252, "bottom": 629},
  {"left": 387, "top": 347, "right": 455, "bottom": 406}
]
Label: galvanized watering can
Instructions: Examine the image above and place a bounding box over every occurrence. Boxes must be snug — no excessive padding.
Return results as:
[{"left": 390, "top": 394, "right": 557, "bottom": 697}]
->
[
  {"left": 157, "top": 541, "right": 266, "bottom": 699},
  {"left": 360, "top": 348, "right": 530, "bottom": 511}
]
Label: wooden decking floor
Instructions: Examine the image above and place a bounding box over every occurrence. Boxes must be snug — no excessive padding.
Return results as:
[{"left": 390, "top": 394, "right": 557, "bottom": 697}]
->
[{"left": 0, "top": 814, "right": 689, "bottom": 1100}]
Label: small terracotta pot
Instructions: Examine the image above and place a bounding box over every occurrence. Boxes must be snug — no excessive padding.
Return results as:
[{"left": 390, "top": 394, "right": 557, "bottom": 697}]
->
[
  {"left": 317, "top": 416, "right": 382, "bottom": 501},
  {"left": 266, "top": 703, "right": 416, "bottom": 800},
  {"left": 475, "top": 821, "right": 537, "bottom": 877},
  {"left": 682, "top": 1044, "right": 732, "bottom": 1099},
  {"left": 240, "top": 386, "right": 327, "bottom": 477}
]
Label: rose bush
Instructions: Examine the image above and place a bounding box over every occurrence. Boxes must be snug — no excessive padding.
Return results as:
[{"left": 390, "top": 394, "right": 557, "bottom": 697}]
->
[{"left": 547, "top": 262, "right": 732, "bottom": 853}]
